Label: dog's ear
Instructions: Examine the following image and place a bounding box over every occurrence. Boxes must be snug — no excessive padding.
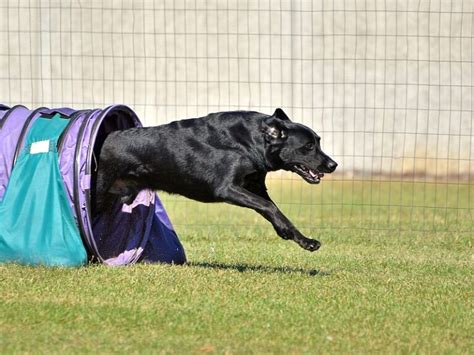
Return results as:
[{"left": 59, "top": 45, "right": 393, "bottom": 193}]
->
[
  {"left": 273, "top": 108, "right": 291, "bottom": 121},
  {"left": 262, "top": 116, "right": 288, "bottom": 143}
]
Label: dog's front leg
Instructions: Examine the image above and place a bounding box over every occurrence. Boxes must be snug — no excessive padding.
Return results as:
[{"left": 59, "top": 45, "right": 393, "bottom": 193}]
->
[{"left": 220, "top": 186, "right": 320, "bottom": 252}]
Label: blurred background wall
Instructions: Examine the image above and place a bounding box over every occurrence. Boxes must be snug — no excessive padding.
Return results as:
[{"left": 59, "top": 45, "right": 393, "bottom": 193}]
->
[{"left": 1, "top": 0, "right": 472, "bottom": 181}]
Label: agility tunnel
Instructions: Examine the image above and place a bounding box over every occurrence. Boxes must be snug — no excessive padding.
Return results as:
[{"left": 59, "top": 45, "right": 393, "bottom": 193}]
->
[{"left": 0, "top": 104, "right": 186, "bottom": 266}]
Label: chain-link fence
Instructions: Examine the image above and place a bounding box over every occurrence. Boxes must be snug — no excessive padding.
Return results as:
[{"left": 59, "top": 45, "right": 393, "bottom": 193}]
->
[{"left": 1, "top": 0, "right": 472, "bottom": 235}]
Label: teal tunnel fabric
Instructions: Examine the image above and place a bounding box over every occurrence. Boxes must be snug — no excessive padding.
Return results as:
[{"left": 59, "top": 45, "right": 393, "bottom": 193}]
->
[{"left": 0, "top": 114, "right": 87, "bottom": 266}]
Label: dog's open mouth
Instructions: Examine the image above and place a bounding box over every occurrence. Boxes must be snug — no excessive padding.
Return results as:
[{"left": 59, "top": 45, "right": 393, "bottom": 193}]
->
[{"left": 290, "top": 164, "right": 324, "bottom": 184}]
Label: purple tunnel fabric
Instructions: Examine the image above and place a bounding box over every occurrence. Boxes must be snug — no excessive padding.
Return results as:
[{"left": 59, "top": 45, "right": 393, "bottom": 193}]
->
[{"left": 0, "top": 104, "right": 186, "bottom": 266}]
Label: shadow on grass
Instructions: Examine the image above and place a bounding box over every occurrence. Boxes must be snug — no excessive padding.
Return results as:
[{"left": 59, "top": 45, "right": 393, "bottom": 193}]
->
[{"left": 188, "top": 261, "right": 329, "bottom": 276}]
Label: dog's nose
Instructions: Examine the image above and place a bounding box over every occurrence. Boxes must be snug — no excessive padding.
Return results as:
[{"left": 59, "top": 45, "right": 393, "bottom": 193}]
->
[{"left": 326, "top": 160, "right": 338, "bottom": 172}]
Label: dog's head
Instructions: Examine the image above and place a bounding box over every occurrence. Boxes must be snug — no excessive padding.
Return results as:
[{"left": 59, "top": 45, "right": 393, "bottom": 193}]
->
[{"left": 262, "top": 108, "right": 337, "bottom": 184}]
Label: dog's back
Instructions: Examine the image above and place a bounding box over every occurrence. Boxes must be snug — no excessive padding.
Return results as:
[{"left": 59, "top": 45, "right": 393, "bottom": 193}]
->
[{"left": 96, "top": 111, "right": 270, "bottom": 205}]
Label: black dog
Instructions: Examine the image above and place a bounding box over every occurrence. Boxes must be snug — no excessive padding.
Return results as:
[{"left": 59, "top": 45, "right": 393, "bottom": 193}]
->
[{"left": 95, "top": 109, "right": 337, "bottom": 251}]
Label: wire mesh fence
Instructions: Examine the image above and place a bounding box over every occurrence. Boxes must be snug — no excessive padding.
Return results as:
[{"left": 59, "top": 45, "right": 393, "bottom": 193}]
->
[{"left": 0, "top": 0, "right": 472, "bottom": 236}]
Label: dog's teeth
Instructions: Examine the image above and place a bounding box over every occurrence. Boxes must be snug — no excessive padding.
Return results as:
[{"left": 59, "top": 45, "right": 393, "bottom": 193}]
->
[{"left": 309, "top": 170, "right": 317, "bottom": 178}]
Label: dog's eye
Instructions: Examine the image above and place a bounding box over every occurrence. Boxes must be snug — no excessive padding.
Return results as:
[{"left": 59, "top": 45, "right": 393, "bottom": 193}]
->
[{"left": 304, "top": 143, "right": 315, "bottom": 151}]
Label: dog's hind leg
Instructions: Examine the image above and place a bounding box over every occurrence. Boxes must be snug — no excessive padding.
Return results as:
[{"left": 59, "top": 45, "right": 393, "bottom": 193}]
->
[
  {"left": 94, "top": 173, "right": 110, "bottom": 214},
  {"left": 219, "top": 185, "right": 320, "bottom": 252},
  {"left": 94, "top": 159, "right": 124, "bottom": 214}
]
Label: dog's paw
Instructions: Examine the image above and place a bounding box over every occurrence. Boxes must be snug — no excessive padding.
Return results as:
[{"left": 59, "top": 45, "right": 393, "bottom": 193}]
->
[
  {"left": 120, "top": 190, "right": 139, "bottom": 205},
  {"left": 120, "top": 194, "right": 135, "bottom": 205},
  {"left": 300, "top": 238, "right": 321, "bottom": 252}
]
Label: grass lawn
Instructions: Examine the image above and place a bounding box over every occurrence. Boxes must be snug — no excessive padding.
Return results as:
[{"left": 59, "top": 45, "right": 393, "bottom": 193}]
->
[{"left": 1, "top": 180, "right": 473, "bottom": 353}]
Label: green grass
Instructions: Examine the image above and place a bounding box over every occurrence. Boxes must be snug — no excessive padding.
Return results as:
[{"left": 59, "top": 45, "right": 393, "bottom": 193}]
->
[{"left": 1, "top": 180, "right": 473, "bottom": 353}]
